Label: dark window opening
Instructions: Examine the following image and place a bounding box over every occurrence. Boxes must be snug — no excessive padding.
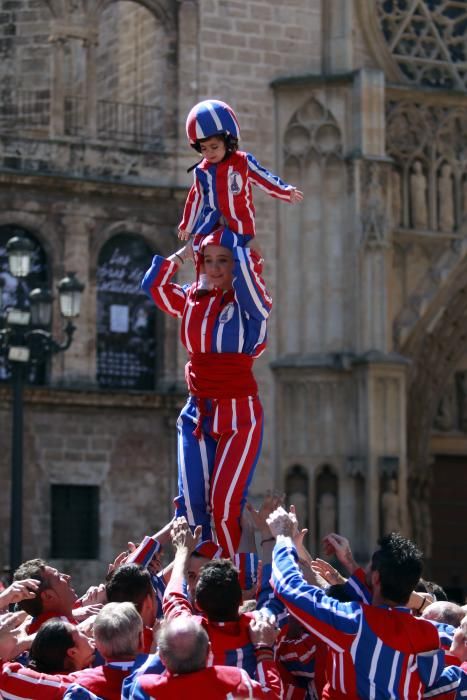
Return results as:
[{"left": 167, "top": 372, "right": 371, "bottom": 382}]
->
[{"left": 51, "top": 484, "right": 99, "bottom": 559}]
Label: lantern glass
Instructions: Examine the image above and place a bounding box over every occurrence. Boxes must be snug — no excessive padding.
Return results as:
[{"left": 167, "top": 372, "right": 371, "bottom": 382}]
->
[
  {"left": 29, "top": 288, "right": 53, "bottom": 327},
  {"left": 6, "top": 236, "right": 35, "bottom": 278},
  {"left": 57, "top": 272, "right": 84, "bottom": 319}
]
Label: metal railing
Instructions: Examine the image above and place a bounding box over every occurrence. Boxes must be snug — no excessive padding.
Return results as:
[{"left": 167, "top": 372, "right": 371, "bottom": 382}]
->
[
  {"left": 0, "top": 91, "right": 162, "bottom": 146},
  {"left": 97, "top": 100, "right": 161, "bottom": 144}
]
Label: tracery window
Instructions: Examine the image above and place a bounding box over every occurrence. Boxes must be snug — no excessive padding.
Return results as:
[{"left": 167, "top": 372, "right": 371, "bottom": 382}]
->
[
  {"left": 96, "top": 234, "right": 157, "bottom": 390},
  {"left": 364, "top": 1, "right": 467, "bottom": 90}
]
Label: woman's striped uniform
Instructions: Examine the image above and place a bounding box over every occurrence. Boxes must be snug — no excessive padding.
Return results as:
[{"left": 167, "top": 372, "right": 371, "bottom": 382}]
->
[{"left": 142, "top": 229, "right": 272, "bottom": 557}]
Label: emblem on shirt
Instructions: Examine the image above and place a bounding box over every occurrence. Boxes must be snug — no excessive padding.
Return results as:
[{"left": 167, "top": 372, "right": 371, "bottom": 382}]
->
[
  {"left": 219, "top": 302, "right": 235, "bottom": 324},
  {"left": 229, "top": 171, "right": 243, "bottom": 195}
]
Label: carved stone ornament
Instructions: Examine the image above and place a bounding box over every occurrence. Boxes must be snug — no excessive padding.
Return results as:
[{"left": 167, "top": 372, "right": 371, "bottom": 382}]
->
[
  {"left": 358, "top": 0, "right": 467, "bottom": 91},
  {"left": 361, "top": 162, "right": 390, "bottom": 247},
  {"left": 283, "top": 95, "right": 343, "bottom": 168},
  {"left": 386, "top": 100, "right": 467, "bottom": 232}
]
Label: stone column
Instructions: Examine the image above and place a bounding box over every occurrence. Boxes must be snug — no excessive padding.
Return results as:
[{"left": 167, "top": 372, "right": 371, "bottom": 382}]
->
[
  {"left": 84, "top": 35, "right": 98, "bottom": 139},
  {"left": 49, "top": 36, "right": 66, "bottom": 137},
  {"left": 355, "top": 356, "right": 409, "bottom": 550},
  {"left": 176, "top": 0, "right": 200, "bottom": 183},
  {"left": 322, "top": 0, "right": 353, "bottom": 73},
  {"left": 352, "top": 69, "right": 386, "bottom": 158},
  {"left": 53, "top": 213, "right": 94, "bottom": 384}
]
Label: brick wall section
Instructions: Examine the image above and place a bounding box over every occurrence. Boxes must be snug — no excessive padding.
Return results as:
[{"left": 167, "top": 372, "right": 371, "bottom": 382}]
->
[{"left": 0, "top": 0, "right": 52, "bottom": 93}]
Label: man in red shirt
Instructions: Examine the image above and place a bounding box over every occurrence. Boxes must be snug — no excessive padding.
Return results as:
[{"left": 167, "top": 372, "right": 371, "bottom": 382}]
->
[
  {"left": 13, "top": 559, "right": 78, "bottom": 633},
  {"left": 131, "top": 615, "right": 282, "bottom": 698},
  {"left": 163, "top": 518, "right": 277, "bottom": 679}
]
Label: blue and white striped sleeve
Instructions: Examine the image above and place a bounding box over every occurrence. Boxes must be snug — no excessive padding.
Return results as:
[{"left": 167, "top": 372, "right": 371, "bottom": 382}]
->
[{"left": 271, "top": 540, "right": 361, "bottom": 652}]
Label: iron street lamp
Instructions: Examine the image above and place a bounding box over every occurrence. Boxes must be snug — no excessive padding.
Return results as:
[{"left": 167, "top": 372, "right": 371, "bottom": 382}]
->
[{"left": 0, "top": 235, "right": 85, "bottom": 577}]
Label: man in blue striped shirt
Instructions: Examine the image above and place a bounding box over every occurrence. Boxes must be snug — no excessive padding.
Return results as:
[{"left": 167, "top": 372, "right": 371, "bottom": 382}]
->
[{"left": 267, "top": 506, "right": 445, "bottom": 699}]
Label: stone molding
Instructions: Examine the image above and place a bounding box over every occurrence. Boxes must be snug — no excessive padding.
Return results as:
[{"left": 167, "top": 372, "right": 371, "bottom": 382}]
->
[{"left": 0, "top": 384, "right": 185, "bottom": 410}]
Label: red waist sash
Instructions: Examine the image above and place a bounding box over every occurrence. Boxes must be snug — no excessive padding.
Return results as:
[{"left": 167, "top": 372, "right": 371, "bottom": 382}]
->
[
  {"left": 185, "top": 352, "right": 257, "bottom": 399},
  {"left": 185, "top": 353, "right": 258, "bottom": 439}
]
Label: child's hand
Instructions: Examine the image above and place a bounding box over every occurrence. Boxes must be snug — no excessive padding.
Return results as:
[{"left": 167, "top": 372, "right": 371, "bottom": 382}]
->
[
  {"left": 289, "top": 188, "right": 304, "bottom": 204},
  {"left": 178, "top": 228, "right": 191, "bottom": 241}
]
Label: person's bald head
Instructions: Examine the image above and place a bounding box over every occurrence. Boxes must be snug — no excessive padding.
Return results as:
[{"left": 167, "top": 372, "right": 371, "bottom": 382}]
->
[
  {"left": 422, "top": 601, "right": 464, "bottom": 628},
  {"left": 157, "top": 617, "right": 209, "bottom": 674}
]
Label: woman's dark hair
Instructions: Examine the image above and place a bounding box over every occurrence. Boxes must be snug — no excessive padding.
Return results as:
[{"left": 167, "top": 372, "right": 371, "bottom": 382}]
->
[{"left": 29, "top": 618, "right": 75, "bottom": 673}]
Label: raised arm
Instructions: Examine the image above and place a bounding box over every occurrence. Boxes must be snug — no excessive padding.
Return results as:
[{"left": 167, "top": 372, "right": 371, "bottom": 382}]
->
[
  {"left": 246, "top": 153, "right": 303, "bottom": 203},
  {"left": 214, "top": 228, "right": 272, "bottom": 323},
  {"left": 178, "top": 175, "right": 204, "bottom": 238},
  {"left": 267, "top": 507, "right": 361, "bottom": 650},
  {"left": 163, "top": 517, "right": 201, "bottom": 621},
  {"left": 141, "top": 243, "right": 193, "bottom": 319}
]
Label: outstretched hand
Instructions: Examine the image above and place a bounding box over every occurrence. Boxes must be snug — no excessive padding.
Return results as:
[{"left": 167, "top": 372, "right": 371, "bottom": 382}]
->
[
  {"left": 266, "top": 506, "right": 297, "bottom": 539},
  {"left": 311, "top": 558, "right": 346, "bottom": 586},
  {"left": 289, "top": 188, "right": 304, "bottom": 204},
  {"left": 0, "top": 611, "right": 30, "bottom": 661},
  {"left": 170, "top": 516, "right": 202, "bottom": 555},
  {"left": 321, "top": 533, "right": 358, "bottom": 574},
  {"left": 246, "top": 491, "right": 284, "bottom": 536}
]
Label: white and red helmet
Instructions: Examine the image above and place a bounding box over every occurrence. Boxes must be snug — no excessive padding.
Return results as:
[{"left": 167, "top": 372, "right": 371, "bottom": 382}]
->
[{"left": 186, "top": 99, "right": 240, "bottom": 151}]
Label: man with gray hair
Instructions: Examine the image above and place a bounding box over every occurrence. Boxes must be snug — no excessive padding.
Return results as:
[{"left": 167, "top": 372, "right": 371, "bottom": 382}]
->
[
  {"left": 0, "top": 602, "right": 143, "bottom": 700},
  {"left": 64, "top": 602, "right": 143, "bottom": 699},
  {"left": 130, "top": 615, "right": 282, "bottom": 698}
]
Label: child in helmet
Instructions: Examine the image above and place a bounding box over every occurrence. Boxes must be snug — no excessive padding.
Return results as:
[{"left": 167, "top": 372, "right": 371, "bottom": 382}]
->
[{"left": 178, "top": 99, "right": 303, "bottom": 289}]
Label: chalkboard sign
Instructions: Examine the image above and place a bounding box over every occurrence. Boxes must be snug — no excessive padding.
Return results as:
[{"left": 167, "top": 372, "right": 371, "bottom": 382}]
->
[
  {"left": 97, "top": 234, "right": 157, "bottom": 390},
  {"left": 0, "top": 225, "right": 49, "bottom": 385}
]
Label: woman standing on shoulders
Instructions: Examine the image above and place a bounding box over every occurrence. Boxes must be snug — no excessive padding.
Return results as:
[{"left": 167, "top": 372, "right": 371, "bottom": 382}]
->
[{"left": 141, "top": 227, "right": 272, "bottom": 557}]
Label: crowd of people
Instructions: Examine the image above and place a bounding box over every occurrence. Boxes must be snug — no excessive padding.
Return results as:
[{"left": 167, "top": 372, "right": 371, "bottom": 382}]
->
[{"left": 0, "top": 497, "right": 466, "bottom": 699}]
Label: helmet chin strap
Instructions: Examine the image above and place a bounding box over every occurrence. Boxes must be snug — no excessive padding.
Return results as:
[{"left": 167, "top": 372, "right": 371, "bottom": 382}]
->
[{"left": 187, "top": 159, "right": 203, "bottom": 173}]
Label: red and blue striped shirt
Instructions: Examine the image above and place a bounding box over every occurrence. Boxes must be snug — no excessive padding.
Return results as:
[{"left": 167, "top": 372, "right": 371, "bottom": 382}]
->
[
  {"left": 271, "top": 540, "right": 445, "bottom": 699},
  {"left": 141, "top": 230, "right": 272, "bottom": 360},
  {"left": 180, "top": 151, "right": 294, "bottom": 237}
]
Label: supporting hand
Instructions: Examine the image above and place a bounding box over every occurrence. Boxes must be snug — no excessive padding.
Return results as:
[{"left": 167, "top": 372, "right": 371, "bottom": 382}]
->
[
  {"left": 266, "top": 506, "right": 297, "bottom": 539},
  {"left": 322, "top": 533, "right": 358, "bottom": 575},
  {"left": 170, "top": 517, "right": 202, "bottom": 555},
  {"left": 249, "top": 614, "right": 279, "bottom": 648},
  {"left": 178, "top": 228, "right": 191, "bottom": 241}
]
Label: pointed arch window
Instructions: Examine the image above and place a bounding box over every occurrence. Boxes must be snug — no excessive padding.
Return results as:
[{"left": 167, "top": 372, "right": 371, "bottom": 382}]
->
[{"left": 96, "top": 233, "right": 157, "bottom": 390}]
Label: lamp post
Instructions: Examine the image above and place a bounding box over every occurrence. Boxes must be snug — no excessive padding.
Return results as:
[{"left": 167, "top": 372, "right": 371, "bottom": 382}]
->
[{"left": 0, "top": 235, "right": 84, "bottom": 577}]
